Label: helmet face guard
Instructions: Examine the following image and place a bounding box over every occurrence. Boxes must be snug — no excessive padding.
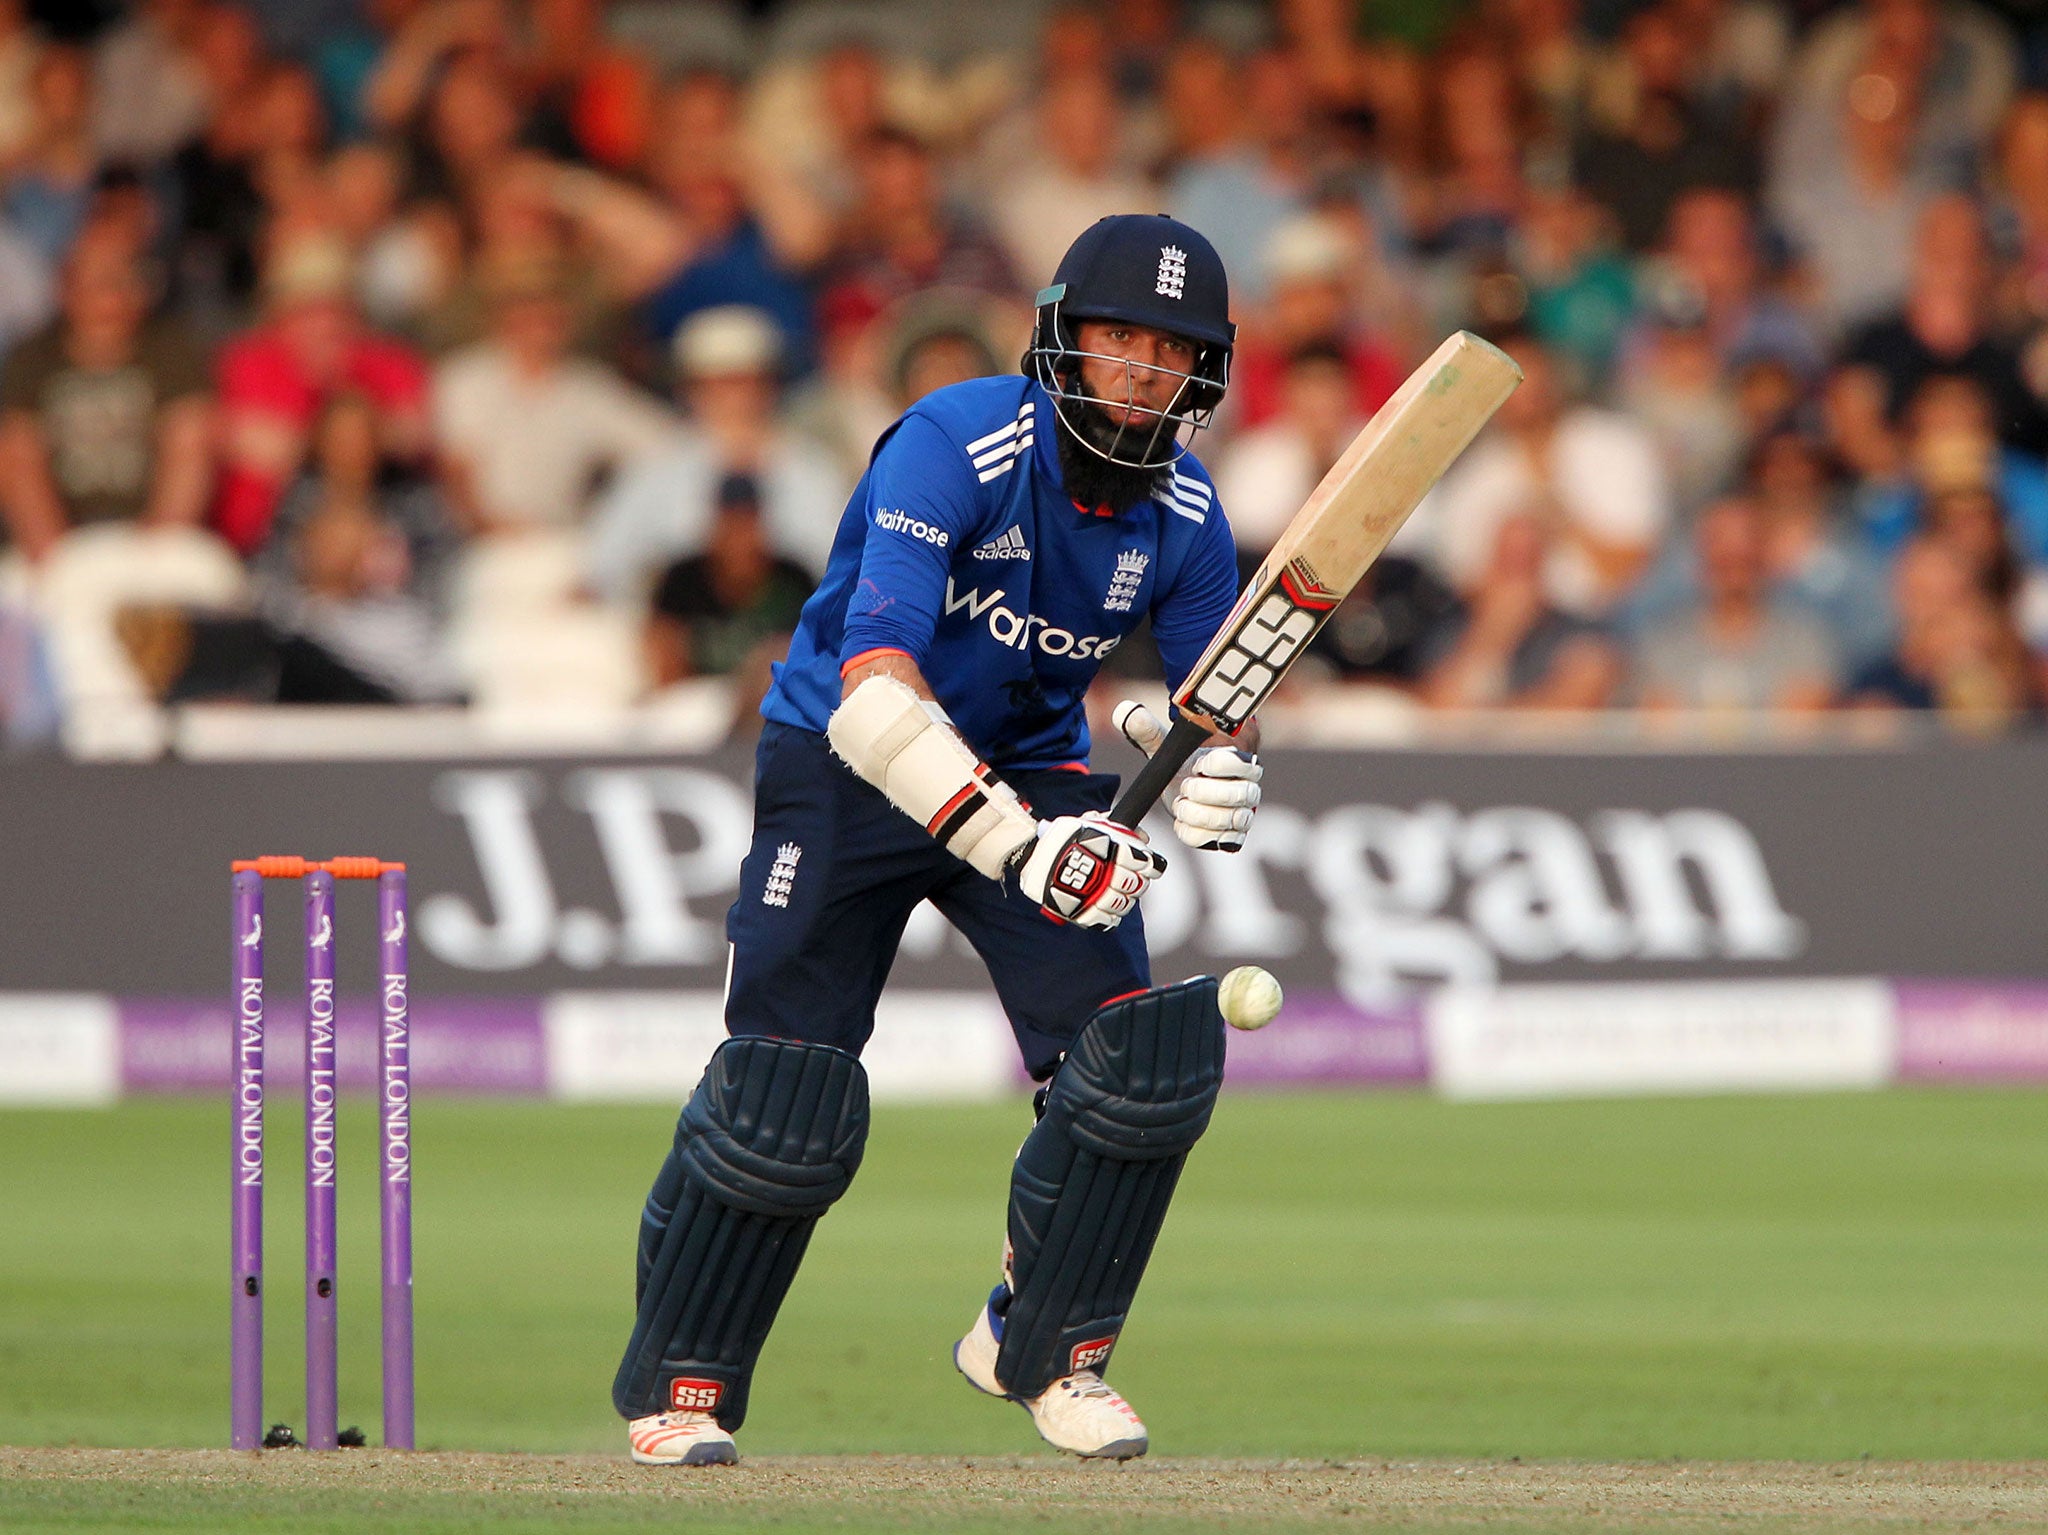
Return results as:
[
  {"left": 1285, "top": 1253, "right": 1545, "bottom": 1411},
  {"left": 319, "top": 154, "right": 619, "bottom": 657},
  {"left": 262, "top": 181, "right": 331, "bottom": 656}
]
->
[{"left": 1025, "top": 286, "right": 1233, "bottom": 469}]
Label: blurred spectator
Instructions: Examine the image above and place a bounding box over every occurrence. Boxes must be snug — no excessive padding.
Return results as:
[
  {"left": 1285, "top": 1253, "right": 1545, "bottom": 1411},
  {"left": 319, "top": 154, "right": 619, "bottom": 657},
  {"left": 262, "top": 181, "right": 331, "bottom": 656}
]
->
[
  {"left": 362, "top": 0, "right": 517, "bottom": 143},
  {"left": 1769, "top": 66, "right": 1950, "bottom": 330},
  {"left": 1420, "top": 512, "right": 1623, "bottom": 708},
  {"left": 548, "top": 69, "right": 825, "bottom": 373},
  {"left": 1574, "top": 1, "right": 1757, "bottom": 253},
  {"left": 0, "top": 230, "right": 213, "bottom": 562},
  {"left": 1842, "top": 195, "right": 2048, "bottom": 454},
  {"left": 791, "top": 295, "right": 1002, "bottom": 483},
  {"left": 433, "top": 249, "right": 672, "bottom": 534},
  {"left": 1662, "top": 0, "right": 1791, "bottom": 124},
  {"left": 1153, "top": 35, "right": 1239, "bottom": 183},
  {"left": 0, "top": 0, "right": 43, "bottom": 168},
  {"left": 1614, "top": 282, "right": 1748, "bottom": 513},
  {"left": 214, "top": 233, "right": 430, "bottom": 555},
  {"left": 1626, "top": 429, "right": 1897, "bottom": 674},
  {"left": 586, "top": 305, "right": 845, "bottom": 601},
  {"left": 253, "top": 389, "right": 462, "bottom": 703},
  {"left": 93, "top": 0, "right": 211, "bottom": 166},
  {"left": 325, "top": 143, "right": 448, "bottom": 336},
  {"left": 1226, "top": 215, "right": 1405, "bottom": 431},
  {"left": 1493, "top": 0, "right": 1599, "bottom": 152},
  {"left": 521, "top": 0, "right": 656, "bottom": 171},
  {"left": 127, "top": 389, "right": 464, "bottom": 710},
  {"left": 1849, "top": 532, "right": 2039, "bottom": 728},
  {"left": 1403, "top": 45, "right": 1526, "bottom": 262},
  {"left": 1635, "top": 495, "right": 1840, "bottom": 712},
  {"left": 644, "top": 472, "right": 814, "bottom": 685},
  {"left": 1989, "top": 91, "right": 2048, "bottom": 329},
  {"left": 749, "top": 41, "right": 937, "bottom": 230},
  {"left": 990, "top": 71, "right": 1152, "bottom": 288},
  {"left": 1923, "top": 483, "right": 2029, "bottom": 607},
  {"left": 1778, "top": 0, "right": 2015, "bottom": 177},
  {"left": 824, "top": 127, "right": 1019, "bottom": 326},
  {"left": 166, "top": 5, "right": 302, "bottom": 317},
  {"left": 4, "top": 45, "right": 97, "bottom": 265},
  {"left": 1419, "top": 332, "right": 1671, "bottom": 617},
  {"left": 1857, "top": 373, "right": 2048, "bottom": 559},
  {"left": 1516, "top": 182, "right": 1636, "bottom": 386},
  {"left": 1215, "top": 345, "right": 1368, "bottom": 558},
  {"left": 404, "top": 46, "right": 523, "bottom": 208},
  {"left": 1169, "top": 47, "right": 1314, "bottom": 300},
  {"left": 1625, "top": 188, "right": 1824, "bottom": 383}
]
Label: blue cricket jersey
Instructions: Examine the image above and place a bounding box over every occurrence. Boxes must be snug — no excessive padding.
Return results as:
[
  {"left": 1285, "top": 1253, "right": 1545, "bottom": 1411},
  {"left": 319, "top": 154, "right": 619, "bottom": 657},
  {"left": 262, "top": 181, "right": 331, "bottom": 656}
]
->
[{"left": 763, "top": 376, "right": 1240, "bottom": 771}]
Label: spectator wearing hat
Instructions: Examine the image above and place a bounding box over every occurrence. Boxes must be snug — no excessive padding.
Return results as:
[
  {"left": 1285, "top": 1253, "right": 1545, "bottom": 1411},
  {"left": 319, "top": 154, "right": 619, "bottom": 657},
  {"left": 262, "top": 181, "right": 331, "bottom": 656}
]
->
[
  {"left": 213, "top": 233, "right": 430, "bottom": 556},
  {"left": 433, "top": 249, "right": 674, "bottom": 534},
  {"left": 0, "top": 227, "right": 213, "bottom": 563},
  {"left": 584, "top": 304, "right": 845, "bottom": 602}
]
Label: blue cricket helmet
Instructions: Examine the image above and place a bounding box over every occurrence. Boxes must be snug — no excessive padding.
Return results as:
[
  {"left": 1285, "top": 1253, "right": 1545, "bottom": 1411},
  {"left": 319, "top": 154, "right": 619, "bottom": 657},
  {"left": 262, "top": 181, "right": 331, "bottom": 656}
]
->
[
  {"left": 1045, "top": 213, "right": 1236, "bottom": 350},
  {"left": 1026, "top": 214, "right": 1236, "bottom": 467}
]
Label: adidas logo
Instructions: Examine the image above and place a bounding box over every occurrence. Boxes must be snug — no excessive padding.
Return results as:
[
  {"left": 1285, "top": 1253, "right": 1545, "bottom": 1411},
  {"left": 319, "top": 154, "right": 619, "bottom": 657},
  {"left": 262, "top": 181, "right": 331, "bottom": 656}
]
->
[{"left": 971, "top": 526, "right": 1031, "bottom": 562}]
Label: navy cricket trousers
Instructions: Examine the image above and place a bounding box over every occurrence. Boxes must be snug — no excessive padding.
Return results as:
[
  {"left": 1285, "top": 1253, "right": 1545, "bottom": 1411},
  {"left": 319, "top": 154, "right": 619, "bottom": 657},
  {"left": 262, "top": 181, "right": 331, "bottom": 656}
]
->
[{"left": 724, "top": 722, "right": 1151, "bottom": 1078}]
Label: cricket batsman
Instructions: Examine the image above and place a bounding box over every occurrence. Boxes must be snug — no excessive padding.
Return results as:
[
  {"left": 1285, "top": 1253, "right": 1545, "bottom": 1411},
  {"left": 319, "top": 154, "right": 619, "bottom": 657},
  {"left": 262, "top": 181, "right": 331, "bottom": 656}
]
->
[{"left": 614, "top": 215, "right": 1262, "bottom": 1466}]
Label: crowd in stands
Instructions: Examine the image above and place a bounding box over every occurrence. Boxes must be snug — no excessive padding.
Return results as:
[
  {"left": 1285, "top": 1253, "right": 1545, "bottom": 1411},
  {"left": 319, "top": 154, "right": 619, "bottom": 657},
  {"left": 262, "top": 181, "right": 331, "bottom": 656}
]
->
[{"left": 5, "top": 0, "right": 2048, "bottom": 753}]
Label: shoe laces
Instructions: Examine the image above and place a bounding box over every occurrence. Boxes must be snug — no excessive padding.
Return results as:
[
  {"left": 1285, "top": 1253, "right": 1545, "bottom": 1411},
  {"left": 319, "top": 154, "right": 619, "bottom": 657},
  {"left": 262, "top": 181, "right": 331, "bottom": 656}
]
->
[{"left": 1060, "top": 1371, "right": 1116, "bottom": 1400}]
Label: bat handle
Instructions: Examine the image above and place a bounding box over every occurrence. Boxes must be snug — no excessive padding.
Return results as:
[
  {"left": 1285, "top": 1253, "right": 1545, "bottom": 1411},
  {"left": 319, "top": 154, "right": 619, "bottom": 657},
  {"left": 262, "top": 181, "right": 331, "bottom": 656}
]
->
[{"left": 1109, "top": 714, "right": 1213, "bottom": 826}]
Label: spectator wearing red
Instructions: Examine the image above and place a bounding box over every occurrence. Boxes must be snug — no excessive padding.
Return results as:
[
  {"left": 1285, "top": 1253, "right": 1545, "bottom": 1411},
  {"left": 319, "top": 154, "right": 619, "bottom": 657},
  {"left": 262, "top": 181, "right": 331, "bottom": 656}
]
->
[{"left": 214, "top": 233, "right": 429, "bottom": 556}]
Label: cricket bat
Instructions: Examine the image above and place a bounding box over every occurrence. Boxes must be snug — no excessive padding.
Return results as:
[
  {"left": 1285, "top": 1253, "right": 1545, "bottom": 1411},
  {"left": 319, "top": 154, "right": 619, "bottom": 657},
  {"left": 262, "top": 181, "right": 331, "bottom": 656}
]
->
[{"left": 1110, "top": 330, "right": 1522, "bottom": 825}]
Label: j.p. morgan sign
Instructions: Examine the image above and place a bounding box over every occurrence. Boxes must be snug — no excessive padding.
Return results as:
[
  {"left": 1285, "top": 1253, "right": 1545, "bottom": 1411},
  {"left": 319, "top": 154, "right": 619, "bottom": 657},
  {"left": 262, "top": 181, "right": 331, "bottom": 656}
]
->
[
  {"left": 6, "top": 739, "right": 2040, "bottom": 996},
  {"left": 420, "top": 767, "right": 1802, "bottom": 1004}
]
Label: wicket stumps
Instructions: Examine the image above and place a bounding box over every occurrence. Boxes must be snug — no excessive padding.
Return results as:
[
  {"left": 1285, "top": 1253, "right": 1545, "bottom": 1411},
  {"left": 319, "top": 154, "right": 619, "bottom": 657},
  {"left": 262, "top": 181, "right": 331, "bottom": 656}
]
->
[{"left": 230, "top": 856, "right": 414, "bottom": 1452}]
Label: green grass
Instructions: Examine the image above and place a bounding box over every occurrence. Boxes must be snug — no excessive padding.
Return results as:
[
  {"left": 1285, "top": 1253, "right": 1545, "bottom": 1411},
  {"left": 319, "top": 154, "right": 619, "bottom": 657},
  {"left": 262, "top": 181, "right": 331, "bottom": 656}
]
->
[{"left": 4, "top": 1089, "right": 2047, "bottom": 1461}]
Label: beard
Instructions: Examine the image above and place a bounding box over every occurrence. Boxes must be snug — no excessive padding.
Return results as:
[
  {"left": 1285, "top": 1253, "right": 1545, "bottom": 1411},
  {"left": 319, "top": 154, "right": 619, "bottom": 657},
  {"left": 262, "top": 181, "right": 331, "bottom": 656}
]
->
[{"left": 1053, "top": 382, "right": 1179, "bottom": 514}]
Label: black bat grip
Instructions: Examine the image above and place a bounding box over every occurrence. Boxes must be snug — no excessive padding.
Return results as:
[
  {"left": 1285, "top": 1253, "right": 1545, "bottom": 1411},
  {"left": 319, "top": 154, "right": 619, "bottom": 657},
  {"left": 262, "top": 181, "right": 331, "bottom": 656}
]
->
[{"left": 1109, "top": 714, "right": 1212, "bottom": 826}]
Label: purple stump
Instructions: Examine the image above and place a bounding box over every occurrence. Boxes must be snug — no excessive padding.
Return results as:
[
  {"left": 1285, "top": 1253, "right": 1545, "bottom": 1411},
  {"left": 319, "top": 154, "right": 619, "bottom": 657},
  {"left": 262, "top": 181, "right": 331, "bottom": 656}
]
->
[
  {"left": 377, "top": 868, "right": 415, "bottom": 1449},
  {"left": 230, "top": 870, "right": 266, "bottom": 1450},
  {"left": 303, "top": 870, "right": 340, "bottom": 1451}
]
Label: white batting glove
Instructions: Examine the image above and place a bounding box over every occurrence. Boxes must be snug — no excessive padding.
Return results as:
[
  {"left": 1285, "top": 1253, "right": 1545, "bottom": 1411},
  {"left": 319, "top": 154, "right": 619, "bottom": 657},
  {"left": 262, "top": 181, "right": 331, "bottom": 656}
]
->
[
  {"left": 1014, "top": 811, "right": 1166, "bottom": 929},
  {"left": 1113, "top": 699, "right": 1263, "bottom": 852}
]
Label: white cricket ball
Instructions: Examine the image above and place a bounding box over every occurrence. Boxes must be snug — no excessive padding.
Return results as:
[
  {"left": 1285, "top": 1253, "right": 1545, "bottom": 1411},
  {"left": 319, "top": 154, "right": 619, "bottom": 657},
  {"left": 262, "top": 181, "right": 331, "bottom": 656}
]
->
[{"left": 1217, "top": 966, "right": 1283, "bottom": 1031}]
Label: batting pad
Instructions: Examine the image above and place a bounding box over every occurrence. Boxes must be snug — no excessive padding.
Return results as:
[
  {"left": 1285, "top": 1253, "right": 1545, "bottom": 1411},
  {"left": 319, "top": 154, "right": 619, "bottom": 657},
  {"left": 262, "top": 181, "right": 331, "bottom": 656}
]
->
[
  {"left": 613, "top": 1036, "right": 869, "bottom": 1429},
  {"left": 995, "top": 977, "right": 1226, "bottom": 1399}
]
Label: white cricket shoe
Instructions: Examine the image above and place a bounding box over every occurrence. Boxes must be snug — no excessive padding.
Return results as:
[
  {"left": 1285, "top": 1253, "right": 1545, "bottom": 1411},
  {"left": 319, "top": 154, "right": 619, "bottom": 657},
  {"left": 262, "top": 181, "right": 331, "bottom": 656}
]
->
[
  {"left": 628, "top": 1410, "right": 738, "bottom": 1466},
  {"left": 953, "top": 1295, "right": 1149, "bottom": 1460}
]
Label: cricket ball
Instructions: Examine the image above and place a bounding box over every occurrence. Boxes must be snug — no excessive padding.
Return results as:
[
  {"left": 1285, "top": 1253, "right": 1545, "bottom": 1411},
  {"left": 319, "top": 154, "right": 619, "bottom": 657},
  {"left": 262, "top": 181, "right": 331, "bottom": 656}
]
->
[{"left": 1217, "top": 966, "right": 1283, "bottom": 1031}]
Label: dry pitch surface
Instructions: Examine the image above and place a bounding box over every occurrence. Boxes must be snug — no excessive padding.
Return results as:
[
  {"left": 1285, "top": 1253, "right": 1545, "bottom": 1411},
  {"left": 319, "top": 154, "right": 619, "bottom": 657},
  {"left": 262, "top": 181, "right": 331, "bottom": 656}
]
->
[{"left": 6, "top": 1450, "right": 2048, "bottom": 1534}]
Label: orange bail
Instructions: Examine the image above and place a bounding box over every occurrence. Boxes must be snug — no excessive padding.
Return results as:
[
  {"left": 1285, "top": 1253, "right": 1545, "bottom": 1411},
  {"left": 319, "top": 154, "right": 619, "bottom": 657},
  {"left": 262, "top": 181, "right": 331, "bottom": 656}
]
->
[{"left": 230, "top": 857, "right": 406, "bottom": 878}]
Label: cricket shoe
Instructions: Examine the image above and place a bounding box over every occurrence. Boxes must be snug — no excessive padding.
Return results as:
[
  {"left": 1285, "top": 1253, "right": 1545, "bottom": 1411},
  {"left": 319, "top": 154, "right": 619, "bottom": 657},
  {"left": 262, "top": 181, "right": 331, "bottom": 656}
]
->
[
  {"left": 627, "top": 1410, "right": 738, "bottom": 1466},
  {"left": 953, "top": 1290, "right": 1148, "bottom": 1460}
]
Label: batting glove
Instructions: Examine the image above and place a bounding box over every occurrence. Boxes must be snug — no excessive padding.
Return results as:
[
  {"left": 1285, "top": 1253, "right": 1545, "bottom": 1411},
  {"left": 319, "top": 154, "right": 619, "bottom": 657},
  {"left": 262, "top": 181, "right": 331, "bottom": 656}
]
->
[
  {"left": 1014, "top": 811, "right": 1166, "bottom": 928},
  {"left": 1113, "top": 700, "right": 1263, "bottom": 852}
]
